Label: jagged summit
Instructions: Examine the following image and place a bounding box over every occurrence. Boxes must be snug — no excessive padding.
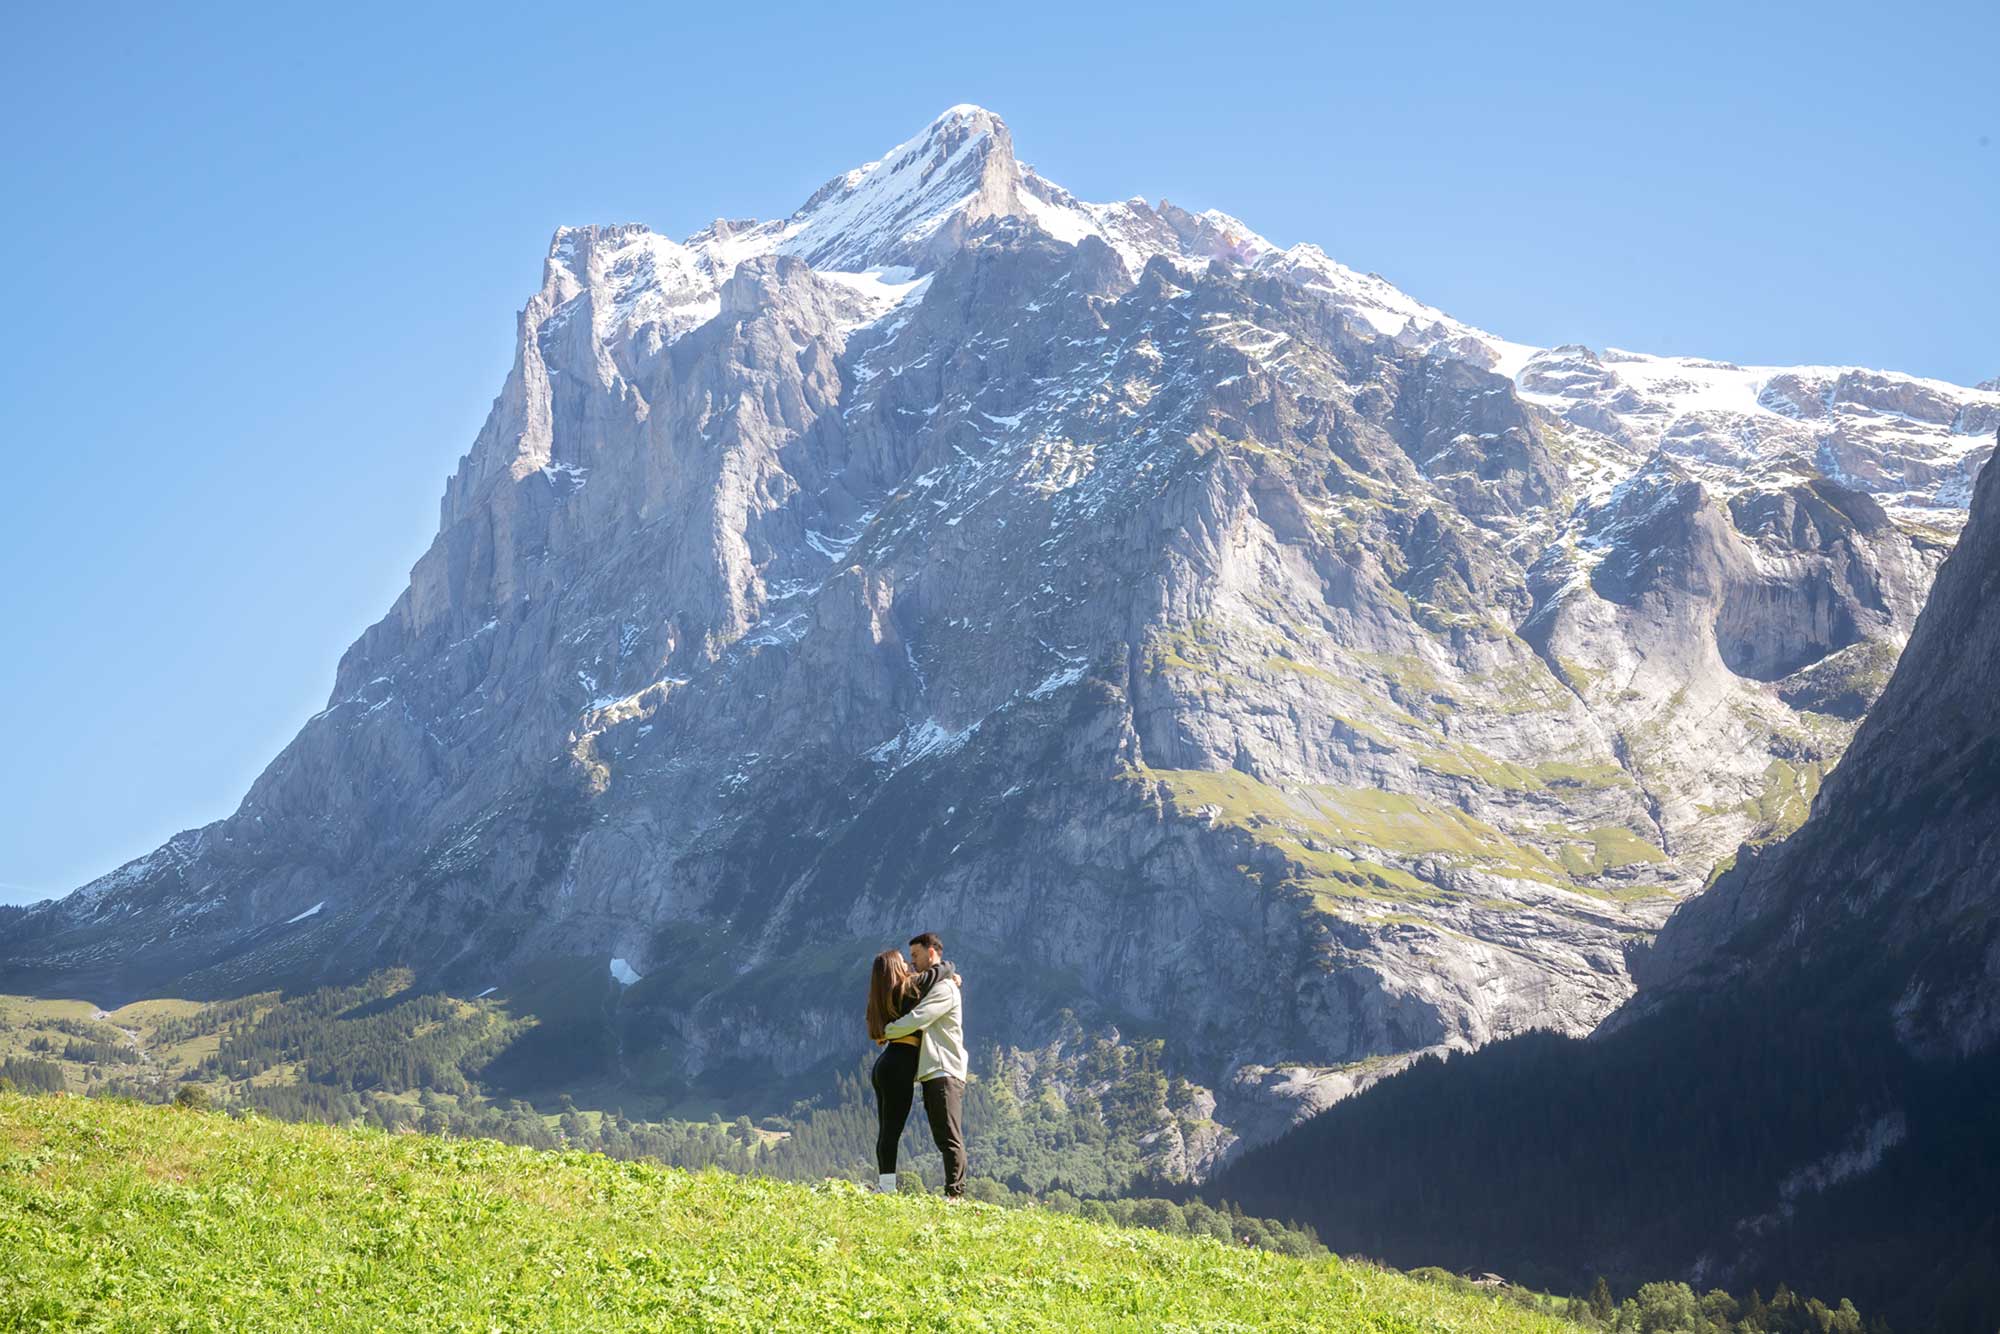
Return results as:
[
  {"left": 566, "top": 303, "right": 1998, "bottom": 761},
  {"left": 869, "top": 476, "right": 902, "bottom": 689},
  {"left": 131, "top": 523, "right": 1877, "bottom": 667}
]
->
[
  {"left": 778, "top": 104, "right": 1022, "bottom": 271},
  {"left": 524, "top": 105, "right": 1997, "bottom": 524}
]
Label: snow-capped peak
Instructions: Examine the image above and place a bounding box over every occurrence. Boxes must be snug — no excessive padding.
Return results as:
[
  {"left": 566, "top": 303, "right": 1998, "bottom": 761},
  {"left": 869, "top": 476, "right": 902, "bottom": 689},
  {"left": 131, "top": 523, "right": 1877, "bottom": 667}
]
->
[
  {"left": 773, "top": 104, "right": 1021, "bottom": 272},
  {"left": 931, "top": 102, "right": 999, "bottom": 124},
  {"left": 521, "top": 106, "right": 1995, "bottom": 524}
]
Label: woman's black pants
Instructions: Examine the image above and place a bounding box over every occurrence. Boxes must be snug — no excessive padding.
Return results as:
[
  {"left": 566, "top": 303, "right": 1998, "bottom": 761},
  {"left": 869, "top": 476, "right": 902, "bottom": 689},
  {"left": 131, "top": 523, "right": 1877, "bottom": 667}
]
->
[{"left": 870, "top": 1042, "right": 919, "bottom": 1174}]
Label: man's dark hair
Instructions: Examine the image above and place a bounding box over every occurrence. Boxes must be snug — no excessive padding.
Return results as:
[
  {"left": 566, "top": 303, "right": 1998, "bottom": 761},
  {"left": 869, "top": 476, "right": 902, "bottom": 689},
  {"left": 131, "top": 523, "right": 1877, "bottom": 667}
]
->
[{"left": 909, "top": 931, "right": 944, "bottom": 954}]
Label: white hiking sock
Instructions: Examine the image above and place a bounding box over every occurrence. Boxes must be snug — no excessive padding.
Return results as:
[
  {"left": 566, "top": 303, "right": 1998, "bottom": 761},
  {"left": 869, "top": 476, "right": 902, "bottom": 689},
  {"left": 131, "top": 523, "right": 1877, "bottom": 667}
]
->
[{"left": 877, "top": 1173, "right": 897, "bottom": 1193}]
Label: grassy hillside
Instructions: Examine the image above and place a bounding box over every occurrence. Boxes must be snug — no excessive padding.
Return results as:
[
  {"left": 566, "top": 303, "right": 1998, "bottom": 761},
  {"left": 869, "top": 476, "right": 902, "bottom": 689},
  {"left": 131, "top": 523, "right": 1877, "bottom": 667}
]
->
[
  {"left": 0, "top": 1093, "right": 1579, "bottom": 1332},
  {"left": 0, "top": 977, "right": 1293, "bottom": 1232}
]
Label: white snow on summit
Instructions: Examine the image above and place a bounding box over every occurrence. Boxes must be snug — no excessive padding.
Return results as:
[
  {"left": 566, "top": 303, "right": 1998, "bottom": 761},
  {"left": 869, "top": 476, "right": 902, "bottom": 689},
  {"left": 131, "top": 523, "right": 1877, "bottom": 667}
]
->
[
  {"left": 769, "top": 105, "right": 1013, "bottom": 271},
  {"left": 532, "top": 104, "right": 1996, "bottom": 523}
]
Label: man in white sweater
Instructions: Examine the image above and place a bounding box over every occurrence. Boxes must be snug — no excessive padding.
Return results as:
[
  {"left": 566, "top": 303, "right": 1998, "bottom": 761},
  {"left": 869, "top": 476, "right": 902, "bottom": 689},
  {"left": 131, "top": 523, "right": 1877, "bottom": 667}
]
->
[{"left": 880, "top": 930, "right": 968, "bottom": 1198}]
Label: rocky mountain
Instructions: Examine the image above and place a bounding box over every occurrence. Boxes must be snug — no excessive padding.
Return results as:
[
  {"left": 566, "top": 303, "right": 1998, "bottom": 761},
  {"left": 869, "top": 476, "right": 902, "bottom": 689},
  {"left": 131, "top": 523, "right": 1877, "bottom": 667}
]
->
[
  {"left": 4, "top": 106, "right": 1994, "bottom": 1157},
  {"left": 1211, "top": 431, "right": 2000, "bottom": 1331},
  {"left": 1626, "top": 422, "right": 2000, "bottom": 1055}
]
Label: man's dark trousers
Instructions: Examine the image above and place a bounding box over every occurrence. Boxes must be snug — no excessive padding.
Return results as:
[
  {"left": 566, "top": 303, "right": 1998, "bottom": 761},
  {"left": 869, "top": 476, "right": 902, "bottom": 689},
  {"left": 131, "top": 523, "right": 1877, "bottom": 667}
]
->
[{"left": 920, "top": 1075, "right": 967, "bottom": 1197}]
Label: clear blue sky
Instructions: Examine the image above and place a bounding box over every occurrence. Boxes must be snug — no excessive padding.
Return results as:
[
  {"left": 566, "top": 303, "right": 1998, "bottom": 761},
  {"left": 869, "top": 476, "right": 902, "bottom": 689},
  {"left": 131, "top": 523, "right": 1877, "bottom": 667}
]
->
[{"left": 2, "top": 1, "right": 1994, "bottom": 906}]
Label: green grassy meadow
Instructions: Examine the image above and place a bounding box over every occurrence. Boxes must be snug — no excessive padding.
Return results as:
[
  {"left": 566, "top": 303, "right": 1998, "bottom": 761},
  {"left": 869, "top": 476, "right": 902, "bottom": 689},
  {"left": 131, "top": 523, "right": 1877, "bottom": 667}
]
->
[{"left": 0, "top": 1092, "right": 1580, "bottom": 1333}]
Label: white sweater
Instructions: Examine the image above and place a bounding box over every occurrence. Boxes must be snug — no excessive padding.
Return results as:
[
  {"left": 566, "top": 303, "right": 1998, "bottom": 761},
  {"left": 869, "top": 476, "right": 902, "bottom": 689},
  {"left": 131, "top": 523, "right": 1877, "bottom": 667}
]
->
[{"left": 881, "top": 976, "right": 967, "bottom": 1083}]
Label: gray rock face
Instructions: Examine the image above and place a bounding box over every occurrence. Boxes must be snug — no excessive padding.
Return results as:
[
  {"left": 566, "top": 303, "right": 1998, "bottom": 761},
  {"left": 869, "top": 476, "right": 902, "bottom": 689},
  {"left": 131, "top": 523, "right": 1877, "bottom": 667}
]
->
[
  {"left": 4, "top": 105, "right": 1993, "bottom": 1166},
  {"left": 1627, "top": 427, "right": 2000, "bottom": 1059}
]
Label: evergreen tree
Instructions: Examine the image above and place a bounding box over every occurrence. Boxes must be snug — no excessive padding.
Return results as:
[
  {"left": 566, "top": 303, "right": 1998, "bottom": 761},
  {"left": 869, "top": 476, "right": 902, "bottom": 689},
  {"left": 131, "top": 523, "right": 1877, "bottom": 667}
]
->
[{"left": 1589, "top": 1276, "right": 1616, "bottom": 1324}]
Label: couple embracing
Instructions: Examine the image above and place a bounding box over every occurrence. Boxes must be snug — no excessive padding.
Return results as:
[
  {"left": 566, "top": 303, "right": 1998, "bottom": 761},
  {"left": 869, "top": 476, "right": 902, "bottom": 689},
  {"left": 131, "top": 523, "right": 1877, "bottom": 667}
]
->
[{"left": 864, "top": 931, "right": 967, "bottom": 1198}]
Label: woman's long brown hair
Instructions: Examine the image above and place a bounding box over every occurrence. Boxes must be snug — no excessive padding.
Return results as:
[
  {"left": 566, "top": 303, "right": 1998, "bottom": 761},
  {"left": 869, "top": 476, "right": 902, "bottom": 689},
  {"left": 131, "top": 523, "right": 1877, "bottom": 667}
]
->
[{"left": 866, "top": 949, "right": 917, "bottom": 1041}]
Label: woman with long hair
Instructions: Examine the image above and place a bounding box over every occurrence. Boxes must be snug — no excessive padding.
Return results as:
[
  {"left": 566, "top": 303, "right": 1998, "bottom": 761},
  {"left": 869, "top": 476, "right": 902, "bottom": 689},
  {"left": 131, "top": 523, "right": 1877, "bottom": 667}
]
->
[{"left": 866, "top": 946, "right": 952, "bottom": 1193}]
